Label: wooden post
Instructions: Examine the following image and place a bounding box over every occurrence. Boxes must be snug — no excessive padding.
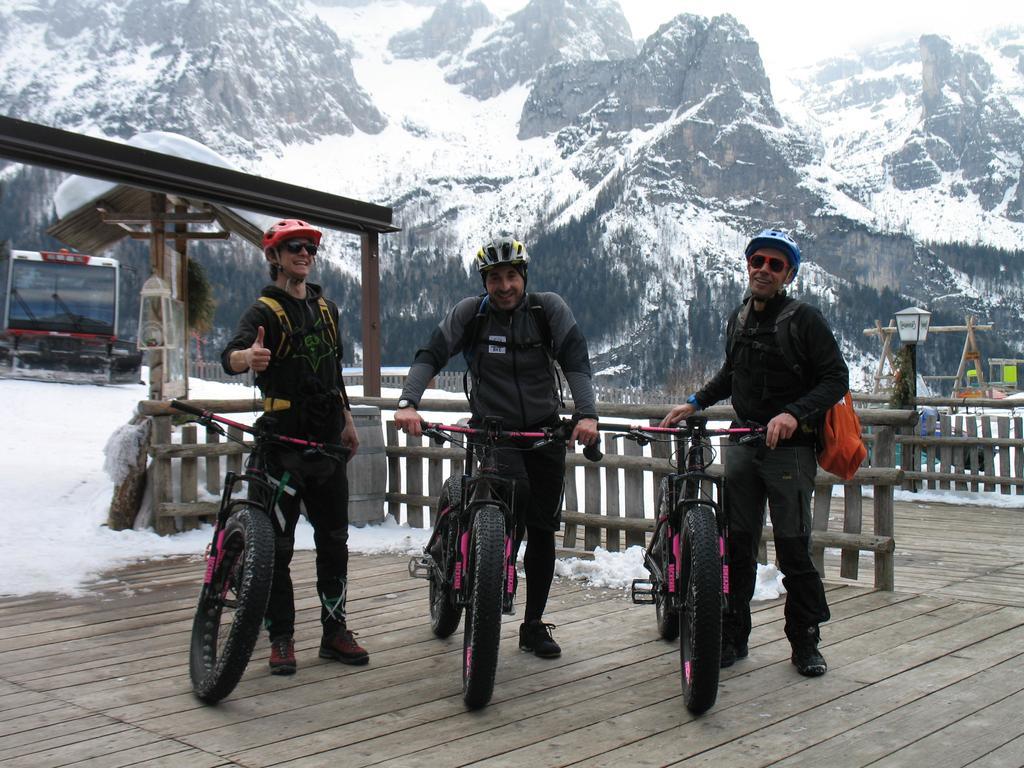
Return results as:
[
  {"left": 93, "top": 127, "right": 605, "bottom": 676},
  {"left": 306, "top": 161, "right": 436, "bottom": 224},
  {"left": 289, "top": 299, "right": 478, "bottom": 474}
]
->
[
  {"left": 406, "top": 432, "right": 424, "bottom": 528},
  {"left": 967, "top": 416, "right": 980, "bottom": 491},
  {"left": 604, "top": 440, "right": 621, "bottom": 552},
  {"left": 427, "top": 448, "right": 443, "bottom": 527},
  {"left": 940, "top": 413, "right": 952, "bottom": 490},
  {"left": 174, "top": 202, "right": 190, "bottom": 399},
  {"left": 147, "top": 193, "right": 167, "bottom": 402},
  {"left": 205, "top": 424, "right": 220, "bottom": 496},
  {"left": 997, "top": 417, "right": 1011, "bottom": 495},
  {"left": 227, "top": 425, "right": 243, "bottom": 477},
  {"left": 1015, "top": 416, "right": 1023, "bottom": 496},
  {"left": 180, "top": 424, "right": 197, "bottom": 530},
  {"left": 982, "top": 416, "right": 995, "bottom": 492},
  {"left": 840, "top": 486, "right": 864, "bottom": 580},
  {"left": 623, "top": 436, "right": 645, "bottom": 548},
  {"left": 562, "top": 460, "right": 578, "bottom": 549},
  {"left": 584, "top": 449, "right": 602, "bottom": 551},
  {"left": 924, "top": 409, "right": 937, "bottom": 489},
  {"left": 360, "top": 232, "right": 382, "bottom": 397},
  {"left": 153, "top": 415, "right": 174, "bottom": 535},
  {"left": 873, "top": 426, "right": 896, "bottom": 591},
  {"left": 387, "top": 422, "right": 402, "bottom": 521}
]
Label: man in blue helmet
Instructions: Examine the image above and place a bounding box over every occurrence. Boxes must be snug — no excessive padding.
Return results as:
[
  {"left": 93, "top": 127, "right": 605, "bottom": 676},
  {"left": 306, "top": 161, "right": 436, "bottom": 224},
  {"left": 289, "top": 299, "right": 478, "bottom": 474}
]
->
[
  {"left": 662, "top": 229, "right": 849, "bottom": 677},
  {"left": 395, "top": 235, "right": 599, "bottom": 658}
]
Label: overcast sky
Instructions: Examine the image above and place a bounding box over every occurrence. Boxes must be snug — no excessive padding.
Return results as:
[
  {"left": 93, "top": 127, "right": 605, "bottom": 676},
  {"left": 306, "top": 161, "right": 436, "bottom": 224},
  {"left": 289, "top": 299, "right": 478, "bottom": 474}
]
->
[{"left": 484, "top": 0, "right": 1011, "bottom": 76}]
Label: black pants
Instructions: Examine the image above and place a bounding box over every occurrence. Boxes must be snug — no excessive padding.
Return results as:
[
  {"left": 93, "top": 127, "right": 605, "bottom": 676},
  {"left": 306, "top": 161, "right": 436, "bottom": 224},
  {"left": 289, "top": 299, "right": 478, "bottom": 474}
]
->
[
  {"left": 253, "top": 447, "right": 350, "bottom": 641},
  {"left": 493, "top": 438, "right": 566, "bottom": 623},
  {"left": 723, "top": 442, "right": 830, "bottom": 644}
]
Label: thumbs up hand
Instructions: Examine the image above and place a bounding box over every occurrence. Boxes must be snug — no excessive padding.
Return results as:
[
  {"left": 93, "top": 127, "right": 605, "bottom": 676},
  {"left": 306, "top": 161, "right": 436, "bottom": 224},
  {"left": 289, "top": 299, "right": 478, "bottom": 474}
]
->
[{"left": 247, "top": 326, "right": 272, "bottom": 372}]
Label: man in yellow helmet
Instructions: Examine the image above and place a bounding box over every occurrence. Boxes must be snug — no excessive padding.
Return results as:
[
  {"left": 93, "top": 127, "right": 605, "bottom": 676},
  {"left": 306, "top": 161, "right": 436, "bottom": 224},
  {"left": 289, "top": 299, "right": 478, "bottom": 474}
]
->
[{"left": 396, "top": 235, "right": 599, "bottom": 658}]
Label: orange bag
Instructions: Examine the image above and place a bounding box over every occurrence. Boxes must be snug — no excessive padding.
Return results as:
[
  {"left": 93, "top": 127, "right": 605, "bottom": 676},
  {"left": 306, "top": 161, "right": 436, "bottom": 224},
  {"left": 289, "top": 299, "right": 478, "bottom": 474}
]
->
[{"left": 817, "top": 391, "right": 867, "bottom": 480}]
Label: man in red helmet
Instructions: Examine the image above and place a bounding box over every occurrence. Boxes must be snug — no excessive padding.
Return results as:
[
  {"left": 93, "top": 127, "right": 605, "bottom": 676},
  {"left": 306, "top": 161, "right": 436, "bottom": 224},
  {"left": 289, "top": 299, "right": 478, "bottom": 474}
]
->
[
  {"left": 662, "top": 229, "right": 848, "bottom": 678},
  {"left": 221, "top": 219, "right": 368, "bottom": 674}
]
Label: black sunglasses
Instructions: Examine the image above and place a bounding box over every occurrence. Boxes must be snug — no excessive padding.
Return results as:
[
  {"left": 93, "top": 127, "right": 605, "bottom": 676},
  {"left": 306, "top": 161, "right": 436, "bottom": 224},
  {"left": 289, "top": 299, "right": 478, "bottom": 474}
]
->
[
  {"left": 747, "top": 253, "right": 788, "bottom": 273},
  {"left": 283, "top": 241, "right": 318, "bottom": 256}
]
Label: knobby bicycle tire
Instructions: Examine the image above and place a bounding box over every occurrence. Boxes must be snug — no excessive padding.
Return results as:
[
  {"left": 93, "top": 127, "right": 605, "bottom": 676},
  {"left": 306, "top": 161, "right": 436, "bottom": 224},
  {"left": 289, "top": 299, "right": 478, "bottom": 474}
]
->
[
  {"left": 678, "top": 504, "right": 722, "bottom": 715},
  {"left": 189, "top": 502, "right": 275, "bottom": 703},
  {"left": 461, "top": 504, "right": 505, "bottom": 709},
  {"left": 430, "top": 477, "right": 464, "bottom": 638},
  {"left": 652, "top": 488, "right": 679, "bottom": 640}
]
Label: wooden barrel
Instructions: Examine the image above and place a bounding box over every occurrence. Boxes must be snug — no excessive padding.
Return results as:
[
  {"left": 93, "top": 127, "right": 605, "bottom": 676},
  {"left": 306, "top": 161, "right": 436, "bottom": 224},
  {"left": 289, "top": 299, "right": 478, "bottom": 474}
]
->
[{"left": 348, "top": 404, "right": 386, "bottom": 526}]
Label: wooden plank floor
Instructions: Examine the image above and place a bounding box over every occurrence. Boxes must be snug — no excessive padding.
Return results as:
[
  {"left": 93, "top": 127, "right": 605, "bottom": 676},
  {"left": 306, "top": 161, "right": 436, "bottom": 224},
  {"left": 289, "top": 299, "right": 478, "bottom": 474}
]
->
[{"left": 2, "top": 498, "right": 1024, "bottom": 767}]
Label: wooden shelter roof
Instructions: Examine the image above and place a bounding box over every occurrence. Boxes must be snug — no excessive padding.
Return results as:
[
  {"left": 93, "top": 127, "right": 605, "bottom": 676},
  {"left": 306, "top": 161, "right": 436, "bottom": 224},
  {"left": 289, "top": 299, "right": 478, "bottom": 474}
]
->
[{"left": 45, "top": 186, "right": 266, "bottom": 254}]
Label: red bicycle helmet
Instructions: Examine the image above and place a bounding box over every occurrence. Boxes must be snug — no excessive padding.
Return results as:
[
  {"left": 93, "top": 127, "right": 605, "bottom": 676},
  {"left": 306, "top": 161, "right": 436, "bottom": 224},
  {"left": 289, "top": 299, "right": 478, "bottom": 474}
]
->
[{"left": 262, "top": 219, "right": 323, "bottom": 251}]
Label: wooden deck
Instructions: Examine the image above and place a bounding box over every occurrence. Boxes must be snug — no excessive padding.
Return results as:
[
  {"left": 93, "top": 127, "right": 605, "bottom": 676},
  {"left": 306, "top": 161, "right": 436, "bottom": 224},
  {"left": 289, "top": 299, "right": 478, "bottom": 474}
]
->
[{"left": 2, "top": 498, "right": 1024, "bottom": 767}]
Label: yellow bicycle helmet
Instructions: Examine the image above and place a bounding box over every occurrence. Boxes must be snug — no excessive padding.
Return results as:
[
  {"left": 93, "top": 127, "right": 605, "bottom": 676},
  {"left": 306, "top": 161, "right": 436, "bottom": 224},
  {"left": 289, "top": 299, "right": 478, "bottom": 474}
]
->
[{"left": 475, "top": 236, "right": 529, "bottom": 273}]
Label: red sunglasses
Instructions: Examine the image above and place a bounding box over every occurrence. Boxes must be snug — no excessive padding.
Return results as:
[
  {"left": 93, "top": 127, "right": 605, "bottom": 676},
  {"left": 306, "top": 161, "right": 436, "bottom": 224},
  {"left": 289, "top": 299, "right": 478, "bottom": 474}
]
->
[{"left": 747, "top": 253, "right": 788, "bottom": 274}]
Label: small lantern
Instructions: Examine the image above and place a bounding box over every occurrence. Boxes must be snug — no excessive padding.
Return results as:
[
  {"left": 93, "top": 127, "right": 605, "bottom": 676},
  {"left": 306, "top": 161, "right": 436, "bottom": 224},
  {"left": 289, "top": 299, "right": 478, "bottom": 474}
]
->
[
  {"left": 894, "top": 306, "right": 932, "bottom": 345},
  {"left": 137, "top": 274, "right": 173, "bottom": 350}
]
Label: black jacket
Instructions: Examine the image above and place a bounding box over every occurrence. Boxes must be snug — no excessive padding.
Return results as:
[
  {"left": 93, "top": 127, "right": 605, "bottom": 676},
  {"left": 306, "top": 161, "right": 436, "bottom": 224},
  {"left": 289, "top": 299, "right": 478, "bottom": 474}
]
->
[
  {"left": 400, "top": 292, "right": 598, "bottom": 429},
  {"left": 696, "top": 294, "right": 849, "bottom": 443}
]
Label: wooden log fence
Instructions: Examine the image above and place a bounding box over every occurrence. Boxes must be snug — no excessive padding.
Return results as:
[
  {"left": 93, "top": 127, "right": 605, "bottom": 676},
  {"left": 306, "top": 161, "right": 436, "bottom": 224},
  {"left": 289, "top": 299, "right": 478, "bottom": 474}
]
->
[
  {"left": 129, "top": 394, "right": 1022, "bottom": 592},
  {"left": 381, "top": 398, "right": 916, "bottom": 591}
]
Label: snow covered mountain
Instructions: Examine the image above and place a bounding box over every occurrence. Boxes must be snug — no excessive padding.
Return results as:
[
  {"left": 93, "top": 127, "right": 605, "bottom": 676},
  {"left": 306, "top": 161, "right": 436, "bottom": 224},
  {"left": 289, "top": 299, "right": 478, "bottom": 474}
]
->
[
  {"left": 1, "top": 0, "right": 1023, "bottom": 390},
  {"left": 0, "top": 0, "right": 385, "bottom": 157}
]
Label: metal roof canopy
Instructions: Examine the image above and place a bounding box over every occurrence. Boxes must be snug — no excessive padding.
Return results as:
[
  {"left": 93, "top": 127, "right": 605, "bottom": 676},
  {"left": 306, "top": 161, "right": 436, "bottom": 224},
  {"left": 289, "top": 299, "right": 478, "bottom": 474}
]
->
[
  {"left": 0, "top": 114, "right": 395, "bottom": 396},
  {"left": 0, "top": 115, "right": 397, "bottom": 234}
]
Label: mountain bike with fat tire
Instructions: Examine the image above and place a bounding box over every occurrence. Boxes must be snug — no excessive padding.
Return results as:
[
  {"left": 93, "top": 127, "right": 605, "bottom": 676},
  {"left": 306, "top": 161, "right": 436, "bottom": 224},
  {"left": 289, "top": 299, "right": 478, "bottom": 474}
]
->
[
  {"left": 600, "top": 416, "right": 763, "bottom": 715},
  {"left": 169, "top": 400, "right": 348, "bottom": 704},
  {"left": 408, "top": 416, "right": 599, "bottom": 709}
]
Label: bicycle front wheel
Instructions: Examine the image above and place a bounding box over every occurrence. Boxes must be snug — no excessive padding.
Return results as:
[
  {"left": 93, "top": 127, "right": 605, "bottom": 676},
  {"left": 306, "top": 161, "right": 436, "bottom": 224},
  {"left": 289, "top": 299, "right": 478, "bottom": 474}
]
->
[
  {"left": 678, "top": 504, "right": 722, "bottom": 715},
  {"left": 189, "top": 502, "right": 275, "bottom": 703},
  {"left": 461, "top": 505, "right": 505, "bottom": 709}
]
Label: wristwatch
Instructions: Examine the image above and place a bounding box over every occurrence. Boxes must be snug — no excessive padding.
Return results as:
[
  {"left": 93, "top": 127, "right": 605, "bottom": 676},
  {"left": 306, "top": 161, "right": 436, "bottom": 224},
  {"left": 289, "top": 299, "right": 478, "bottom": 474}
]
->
[{"left": 397, "top": 398, "right": 416, "bottom": 410}]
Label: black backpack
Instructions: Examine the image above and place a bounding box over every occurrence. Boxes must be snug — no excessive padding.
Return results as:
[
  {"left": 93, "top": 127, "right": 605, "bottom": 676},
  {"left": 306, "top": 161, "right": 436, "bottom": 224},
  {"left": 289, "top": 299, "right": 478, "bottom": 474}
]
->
[{"left": 727, "top": 297, "right": 807, "bottom": 381}]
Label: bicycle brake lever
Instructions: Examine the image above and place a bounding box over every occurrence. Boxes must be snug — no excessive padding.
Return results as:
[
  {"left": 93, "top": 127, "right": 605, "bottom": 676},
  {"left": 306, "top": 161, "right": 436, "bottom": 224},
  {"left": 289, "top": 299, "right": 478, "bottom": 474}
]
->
[
  {"left": 424, "top": 429, "right": 447, "bottom": 446},
  {"left": 738, "top": 431, "right": 765, "bottom": 446}
]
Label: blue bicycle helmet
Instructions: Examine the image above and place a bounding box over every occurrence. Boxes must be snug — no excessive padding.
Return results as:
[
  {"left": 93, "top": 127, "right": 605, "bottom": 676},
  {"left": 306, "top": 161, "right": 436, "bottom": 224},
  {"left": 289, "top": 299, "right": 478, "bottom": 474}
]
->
[{"left": 744, "top": 229, "right": 801, "bottom": 275}]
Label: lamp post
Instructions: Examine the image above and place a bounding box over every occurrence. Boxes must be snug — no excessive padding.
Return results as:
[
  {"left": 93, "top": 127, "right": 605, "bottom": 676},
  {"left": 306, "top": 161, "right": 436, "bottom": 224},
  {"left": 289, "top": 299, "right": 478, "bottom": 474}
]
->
[{"left": 894, "top": 306, "right": 932, "bottom": 406}]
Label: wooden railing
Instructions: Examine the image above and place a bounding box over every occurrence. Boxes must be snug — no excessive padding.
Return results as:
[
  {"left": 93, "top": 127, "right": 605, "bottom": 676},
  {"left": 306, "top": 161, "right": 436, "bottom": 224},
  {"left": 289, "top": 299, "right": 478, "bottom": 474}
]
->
[
  {"left": 135, "top": 395, "right": 1024, "bottom": 591},
  {"left": 134, "top": 398, "right": 385, "bottom": 535},
  {"left": 377, "top": 398, "right": 916, "bottom": 591},
  {"left": 890, "top": 411, "right": 1022, "bottom": 495}
]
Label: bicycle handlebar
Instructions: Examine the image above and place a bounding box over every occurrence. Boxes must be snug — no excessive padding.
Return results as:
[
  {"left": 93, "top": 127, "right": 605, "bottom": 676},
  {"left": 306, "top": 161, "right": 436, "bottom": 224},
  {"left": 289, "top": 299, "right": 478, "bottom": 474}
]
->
[
  {"left": 421, "top": 419, "right": 603, "bottom": 463},
  {"left": 597, "top": 420, "right": 766, "bottom": 447},
  {"left": 169, "top": 400, "right": 350, "bottom": 457}
]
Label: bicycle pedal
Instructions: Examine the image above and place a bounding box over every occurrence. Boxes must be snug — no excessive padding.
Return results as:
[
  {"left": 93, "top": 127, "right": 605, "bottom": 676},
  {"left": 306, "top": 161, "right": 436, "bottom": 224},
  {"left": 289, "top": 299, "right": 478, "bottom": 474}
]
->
[
  {"left": 408, "top": 556, "right": 433, "bottom": 580},
  {"left": 631, "top": 579, "right": 655, "bottom": 604}
]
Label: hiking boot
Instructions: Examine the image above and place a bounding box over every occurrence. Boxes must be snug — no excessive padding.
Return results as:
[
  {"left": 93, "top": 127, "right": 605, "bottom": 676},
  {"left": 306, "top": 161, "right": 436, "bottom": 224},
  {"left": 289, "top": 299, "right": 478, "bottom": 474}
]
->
[
  {"left": 269, "top": 637, "right": 296, "bottom": 675},
  {"left": 790, "top": 626, "right": 827, "bottom": 677},
  {"left": 519, "top": 620, "right": 561, "bottom": 658},
  {"left": 720, "top": 639, "right": 749, "bottom": 668},
  {"left": 319, "top": 629, "right": 369, "bottom": 666}
]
